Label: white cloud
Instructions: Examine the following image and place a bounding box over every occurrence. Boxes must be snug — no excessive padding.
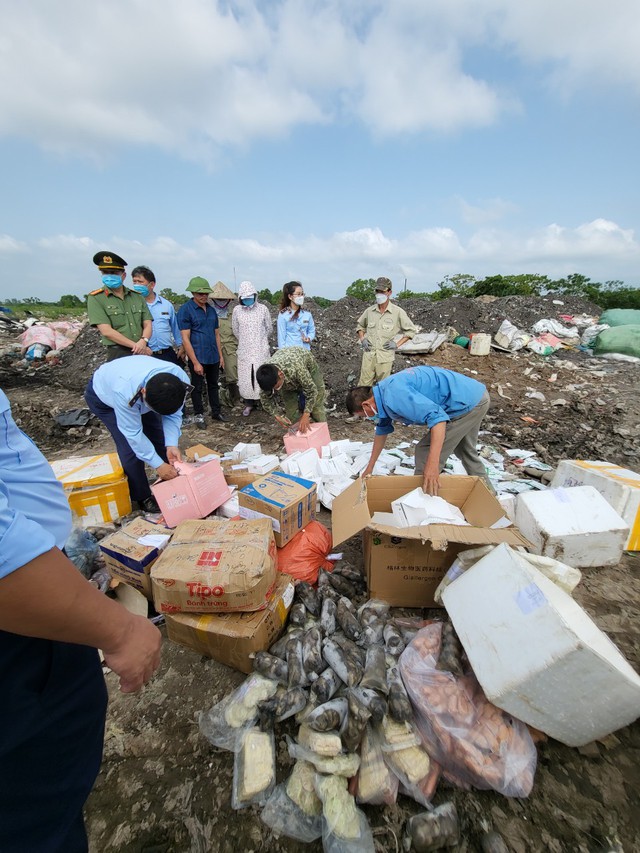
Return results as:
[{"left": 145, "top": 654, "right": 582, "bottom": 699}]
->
[
  {"left": 457, "top": 196, "right": 518, "bottom": 226},
  {"left": 1, "top": 1, "right": 637, "bottom": 159},
  {"left": 3, "top": 219, "right": 637, "bottom": 301}
]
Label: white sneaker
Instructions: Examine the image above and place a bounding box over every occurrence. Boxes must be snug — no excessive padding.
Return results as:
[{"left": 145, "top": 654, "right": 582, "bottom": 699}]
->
[{"left": 193, "top": 414, "right": 206, "bottom": 428}]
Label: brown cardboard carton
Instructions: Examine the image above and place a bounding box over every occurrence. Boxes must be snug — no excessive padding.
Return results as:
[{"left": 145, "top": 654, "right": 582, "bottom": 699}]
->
[
  {"left": 332, "top": 475, "right": 532, "bottom": 608},
  {"left": 164, "top": 572, "right": 295, "bottom": 673},
  {"left": 150, "top": 517, "right": 278, "bottom": 614},
  {"left": 184, "top": 443, "right": 220, "bottom": 462},
  {"left": 99, "top": 517, "right": 172, "bottom": 599},
  {"left": 238, "top": 470, "right": 316, "bottom": 547}
]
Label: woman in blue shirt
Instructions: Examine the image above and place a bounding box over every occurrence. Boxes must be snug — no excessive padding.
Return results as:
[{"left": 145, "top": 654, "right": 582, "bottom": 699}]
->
[{"left": 277, "top": 281, "right": 316, "bottom": 350}]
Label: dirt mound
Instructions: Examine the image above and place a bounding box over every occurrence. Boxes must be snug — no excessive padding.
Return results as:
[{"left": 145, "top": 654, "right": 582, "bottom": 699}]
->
[{"left": 54, "top": 323, "right": 107, "bottom": 391}]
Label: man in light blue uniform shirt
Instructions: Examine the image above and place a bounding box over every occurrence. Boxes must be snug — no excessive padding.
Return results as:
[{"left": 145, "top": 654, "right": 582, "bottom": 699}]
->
[
  {"left": 0, "top": 388, "right": 161, "bottom": 852},
  {"left": 84, "top": 355, "right": 191, "bottom": 512},
  {"left": 346, "top": 366, "right": 491, "bottom": 495},
  {"left": 131, "top": 265, "right": 184, "bottom": 364}
]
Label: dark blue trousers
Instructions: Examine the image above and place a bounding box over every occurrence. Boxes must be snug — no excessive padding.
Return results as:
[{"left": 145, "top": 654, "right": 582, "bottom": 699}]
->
[
  {"left": 84, "top": 379, "right": 167, "bottom": 504},
  {"left": 0, "top": 632, "right": 108, "bottom": 852}
]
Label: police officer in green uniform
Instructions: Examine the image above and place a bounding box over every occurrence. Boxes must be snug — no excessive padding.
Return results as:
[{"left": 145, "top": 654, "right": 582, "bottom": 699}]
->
[{"left": 87, "top": 251, "right": 153, "bottom": 361}]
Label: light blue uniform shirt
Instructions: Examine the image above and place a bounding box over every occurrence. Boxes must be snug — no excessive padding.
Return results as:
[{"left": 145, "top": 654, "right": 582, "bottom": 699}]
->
[
  {"left": 0, "top": 389, "right": 72, "bottom": 579},
  {"left": 372, "top": 366, "right": 486, "bottom": 436},
  {"left": 92, "top": 355, "right": 189, "bottom": 469},
  {"left": 147, "top": 293, "right": 181, "bottom": 351},
  {"left": 277, "top": 309, "right": 316, "bottom": 350}
]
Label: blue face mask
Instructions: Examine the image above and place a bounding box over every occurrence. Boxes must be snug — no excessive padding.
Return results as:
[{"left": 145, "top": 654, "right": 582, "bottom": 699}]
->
[
  {"left": 132, "top": 284, "right": 149, "bottom": 297},
  {"left": 365, "top": 414, "right": 380, "bottom": 425},
  {"left": 241, "top": 297, "right": 256, "bottom": 307},
  {"left": 102, "top": 274, "right": 123, "bottom": 290}
]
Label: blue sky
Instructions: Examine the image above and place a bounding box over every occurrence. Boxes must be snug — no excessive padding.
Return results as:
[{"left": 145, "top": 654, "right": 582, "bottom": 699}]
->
[{"left": 1, "top": 0, "right": 638, "bottom": 301}]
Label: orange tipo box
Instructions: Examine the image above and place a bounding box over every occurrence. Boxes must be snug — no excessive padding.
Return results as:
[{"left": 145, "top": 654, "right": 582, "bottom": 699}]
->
[
  {"left": 152, "top": 459, "right": 231, "bottom": 528},
  {"left": 283, "top": 421, "right": 331, "bottom": 455}
]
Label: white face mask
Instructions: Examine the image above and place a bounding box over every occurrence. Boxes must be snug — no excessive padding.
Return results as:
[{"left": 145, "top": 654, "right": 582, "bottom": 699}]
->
[
  {"left": 375, "top": 292, "right": 389, "bottom": 305},
  {"left": 293, "top": 295, "right": 304, "bottom": 306}
]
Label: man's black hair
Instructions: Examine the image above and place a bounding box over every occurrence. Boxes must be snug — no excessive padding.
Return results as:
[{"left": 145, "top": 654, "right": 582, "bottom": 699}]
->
[
  {"left": 131, "top": 265, "right": 155, "bottom": 284},
  {"left": 345, "top": 386, "right": 373, "bottom": 415},
  {"left": 256, "top": 363, "right": 279, "bottom": 393},
  {"left": 145, "top": 373, "right": 186, "bottom": 414}
]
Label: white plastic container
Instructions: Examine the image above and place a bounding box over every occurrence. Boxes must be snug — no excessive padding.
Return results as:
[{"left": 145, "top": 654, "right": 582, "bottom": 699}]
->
[
  {"left": 514, "top": 485, "right": 629, "bottom": 567},
  {"left": 442, "top": 543, "right": 640, "bottom": 746},
  {"left": 551, "top": 460, "right": 640, "bottom": 551},
  {"left": 469, "top": 333, "right": 491, "bottom": 356}
]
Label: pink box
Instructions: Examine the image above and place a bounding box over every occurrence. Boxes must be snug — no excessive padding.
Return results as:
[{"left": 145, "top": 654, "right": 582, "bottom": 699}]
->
[
  {"left": 283, "top": 422, "right": 331, "bottom": 455},
  {"left": 152, "top": 459, "right": 231, "bottom": 528}
]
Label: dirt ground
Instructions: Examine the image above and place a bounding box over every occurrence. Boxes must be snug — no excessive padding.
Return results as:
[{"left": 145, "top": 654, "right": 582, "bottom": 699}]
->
[{"left": 3, "top": 295, "right": 640, "bottom": 852}]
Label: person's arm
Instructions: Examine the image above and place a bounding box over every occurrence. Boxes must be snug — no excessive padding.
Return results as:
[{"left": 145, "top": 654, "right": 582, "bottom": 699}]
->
[
  {"left": 168, "top": 305, "right": 184, "bottom": 356},
  {"left": 231, "top": 306, "right": 240, "bottom": 338},
  {"left": 356, "top": 309, "right": 367, "bottom": 341},
  {"left": 215, "top": 327, "right": 224, "bottom": 370},
  {"left": 181, "top": 329, "right": 202, "bottom": 374},
  {"left": 362, "top": 433, "right": 388, "bottom": 478},
  {"left": 277, "top": 312, "right": 286, "bottom": 348},
  {"left": 112, "top": 396, "right": 175, "bottom": 480},
  {"left": 305, "top": 313, "right": 316, "bottom": 343},
  {"left": 0, "top": 548, "right": 161, "bottom": 693},
  {"left": 96, "top": 324, "right": 136, "bottom": 350},
  {"left": 264, "top": 306, "right": 273, "bottom": 339},
  {"left": 131, "top": 319, "right": 153, "bottom": 355},
  {"left": 396, "top": 307, "right": 418, "bottom": 348},
  {"left": 260, "top": 390, "right": 279, "bottom": 418},
  {"left": 422, "top": 421, "right": 447, "bottom": 496}
]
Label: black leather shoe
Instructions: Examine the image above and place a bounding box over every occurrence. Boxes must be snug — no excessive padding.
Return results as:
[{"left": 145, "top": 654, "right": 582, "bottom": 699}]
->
[
  {"left": 139, "top": 496, "right": 160, "bottom": 513},
  {"left": 211, "top": 412, "right": 228, "bottom": 422}
]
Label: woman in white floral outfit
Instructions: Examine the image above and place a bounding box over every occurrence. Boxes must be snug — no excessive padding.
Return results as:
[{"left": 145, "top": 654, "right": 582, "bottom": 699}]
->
[{"left": 232, "top": 281, "right": 273, "bottom": 416}]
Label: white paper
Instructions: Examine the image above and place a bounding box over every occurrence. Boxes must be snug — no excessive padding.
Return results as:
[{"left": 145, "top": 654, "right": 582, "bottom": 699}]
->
[{"left": 136, "top": 533, "right": 171, "bottom": 548}]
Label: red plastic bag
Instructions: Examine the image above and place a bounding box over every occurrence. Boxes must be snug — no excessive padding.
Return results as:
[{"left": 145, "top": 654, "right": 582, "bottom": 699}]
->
[{"left": 276, "top": 521, "right": 333, "bottom": 584}]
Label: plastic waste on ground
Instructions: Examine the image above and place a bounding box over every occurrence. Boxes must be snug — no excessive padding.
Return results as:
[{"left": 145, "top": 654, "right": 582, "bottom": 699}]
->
[{"left": 64, "top": 527, "right": 100, "bottom": 579}]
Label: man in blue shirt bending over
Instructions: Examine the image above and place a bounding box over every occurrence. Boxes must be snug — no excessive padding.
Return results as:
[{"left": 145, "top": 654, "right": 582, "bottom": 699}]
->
[
  {"left": 346, "top": 366, "right": 492, "bottom": 496},
  {"left": 85, "top": 355, "right": 191, "bottom": 513}
]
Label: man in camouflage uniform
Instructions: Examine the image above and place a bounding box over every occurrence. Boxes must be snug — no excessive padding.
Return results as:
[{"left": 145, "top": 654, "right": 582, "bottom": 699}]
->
[
  {"left": 87, "top": 251, "right": 153, "bottom": 361},
  {"left": 356, "top": 276, "right": 417, "bottom": 385},
  {"left": 208, "top": 281, "right": 240, "bottom": 405},
  {"left": 256, "top": 347, "right": 326, "bottom": 434}
]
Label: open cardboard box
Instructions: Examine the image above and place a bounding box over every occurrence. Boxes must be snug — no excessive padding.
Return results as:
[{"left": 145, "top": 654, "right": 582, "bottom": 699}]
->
[{"left": 331, "top": 474, "right": 532, "bottom": 607}]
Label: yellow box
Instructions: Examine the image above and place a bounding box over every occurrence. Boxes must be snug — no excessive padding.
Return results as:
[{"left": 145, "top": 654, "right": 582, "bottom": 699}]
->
[{"left": 50, "top": 453, "right": 132, "bottom": 526}]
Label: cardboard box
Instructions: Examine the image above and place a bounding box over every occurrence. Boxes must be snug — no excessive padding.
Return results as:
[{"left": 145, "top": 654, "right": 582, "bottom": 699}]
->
[
  {"left": 50, "top": 452, "right": 132, "bottom": 527},
  {"left": 164, "top": 572, "right": 295, "bottom": 673},
  {"left": 514, "top": 485, "right": 629, "bottom": 567},
  {"left": 551, "top": 460, "right": 640, "bottom": 551},
  {"left": 443, "top": 543, "right": 640, "bottom": 746},
  {"left": 150, "top": 517, "right": 277, "bottom": 614},
  {"left": 152, "top": 459, "right": 231, "bottom": 527},
  {"left": 99, "top": 517, "right": 172, "bottom": 598},
  {"left": 238, "top": 470, "right": 317, "bottom": 547},
  {"left": 284, "top": 421, "right": 331, "bottom": 454},
  {"left": 185, "top": 443, "right": 220, "bottom": 462},
  {"left": 331, "top": 475, "right": 531, "bottom": 607}
]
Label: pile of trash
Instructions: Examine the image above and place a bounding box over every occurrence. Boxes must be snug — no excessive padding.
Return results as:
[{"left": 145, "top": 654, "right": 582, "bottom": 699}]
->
[
  {"left": 199, "top": 576, "right": 536, "bottom": 850},
  {"left": 0, "top": 316, "right": 84, "bottom": 363}
]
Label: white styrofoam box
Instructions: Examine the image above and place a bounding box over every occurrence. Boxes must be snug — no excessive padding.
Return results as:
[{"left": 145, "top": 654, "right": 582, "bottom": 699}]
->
[
  {"left": 321, "top": 445, "right": 331, "bottom": 459},
  {"left": 297, "top": 448, "right": 321, "bottom": 480},
  {"left": 514, "top": 485, "right": 629, "bottom": 567},
  {"left": 247, "top": 454, "right": 280, "bottom": 475},
  {"left": 396, "top": 466, "right": 416, "bottom": 476},
  {"left": 551, "top": 460, "right": 640, "bottom": 551},
  {"left": 217, "top": 490, "right": 240, "bottom": 518},
  {"left": 350, "top": 454, "right": 371, "bottom": 476},
  {"left": 443, "top": 543, "right": 640, "bottom": 746},
  {"left": 498, "top": 494, "right": 516, "bottom": 523}
]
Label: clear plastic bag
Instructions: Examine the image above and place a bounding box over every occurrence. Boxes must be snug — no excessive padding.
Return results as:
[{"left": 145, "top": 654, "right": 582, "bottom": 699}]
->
[
  {"left": 406, "top": 802, "right": 460, "bottom": 852},
  {"left": 359, "top": 645, "right": 387, "bottom": 693},
  {"left": 399, "top": 623, "right": 537, "bottom": 797},
  {"left": 355, "top": 724, "right": 399, "bottom": 806},
  {"left": 261, "top": 782, "right": 323, "bottom": 843},
  {"left": 199, "top": 674, "right": 278, "bottom": 752},
  {"left": 232, "top": 727, "right": 276, "bottom": 809},
  {"left": 65, "top": 527, "right": 100, "bottom": 578},
  {"left": 287, "top": 736, "right": 360, "bottom": 777},
  {"left": 315, "top": 775, "right": 375, "bottom": 853},
  {"left": 377, "top": 717, "right": 437, "bottom": 807}
]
